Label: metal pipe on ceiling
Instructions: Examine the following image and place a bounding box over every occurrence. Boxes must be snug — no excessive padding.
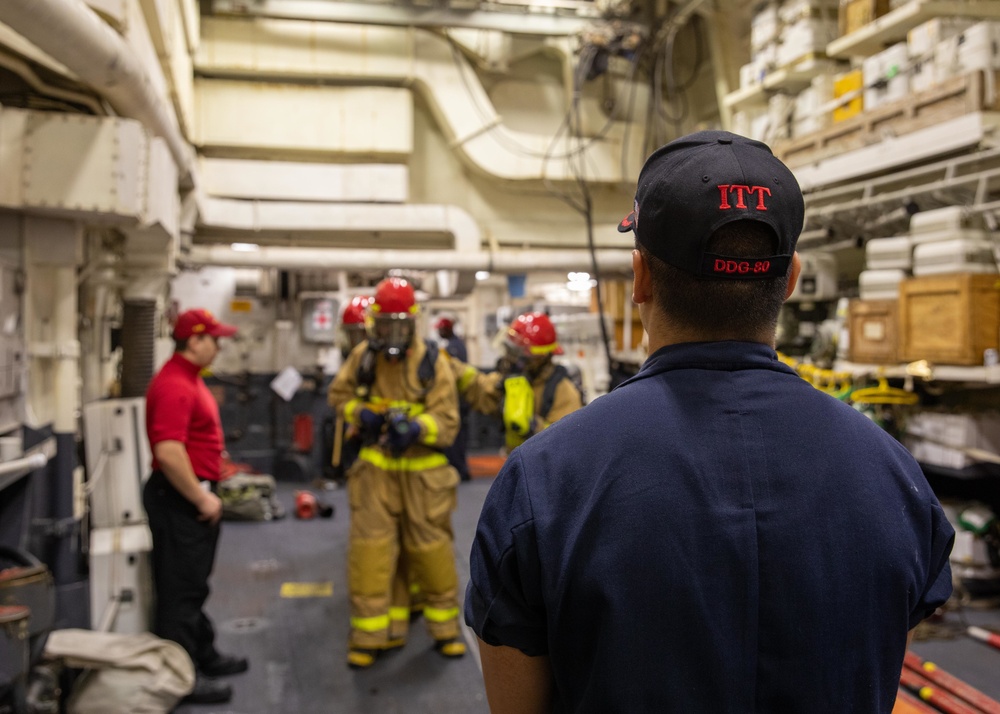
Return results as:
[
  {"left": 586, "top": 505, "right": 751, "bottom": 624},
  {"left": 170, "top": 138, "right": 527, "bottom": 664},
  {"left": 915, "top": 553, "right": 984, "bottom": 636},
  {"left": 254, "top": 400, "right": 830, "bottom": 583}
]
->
[
  {"left": 209, "top": 0, "right": 598, "bottom": 36},
  {"left": 183, "top": 244, "right": 633, "bottom": 274},
  {"left": 0, "top": 0, "right": 195, "bottom": 187}
]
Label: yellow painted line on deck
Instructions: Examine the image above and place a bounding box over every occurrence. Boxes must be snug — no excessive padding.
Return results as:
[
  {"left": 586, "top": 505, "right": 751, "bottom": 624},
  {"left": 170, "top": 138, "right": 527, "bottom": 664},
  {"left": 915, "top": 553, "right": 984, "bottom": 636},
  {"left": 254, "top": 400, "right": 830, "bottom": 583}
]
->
[{"left": 280, "top": 581, "right": 333, "bottom": 598}]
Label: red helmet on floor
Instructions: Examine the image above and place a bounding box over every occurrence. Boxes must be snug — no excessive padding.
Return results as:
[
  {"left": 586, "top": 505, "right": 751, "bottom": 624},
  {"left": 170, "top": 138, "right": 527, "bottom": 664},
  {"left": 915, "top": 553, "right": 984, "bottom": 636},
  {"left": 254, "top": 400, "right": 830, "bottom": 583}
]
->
[
  {"left": 367, "top": 277, "right": 418, "bottom": 360},
  {"left": 506, "top": 312, "right": 563, "bottom": 357}
]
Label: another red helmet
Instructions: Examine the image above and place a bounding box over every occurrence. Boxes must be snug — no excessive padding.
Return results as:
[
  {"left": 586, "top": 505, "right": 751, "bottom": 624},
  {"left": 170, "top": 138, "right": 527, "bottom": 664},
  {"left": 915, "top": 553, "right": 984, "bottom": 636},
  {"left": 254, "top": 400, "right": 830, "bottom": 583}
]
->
[
  {"left": 340, "top": 295, "right": 371, "bottom": 355},
  {"left": 342, "top": 295, "right": 372, "bottom": 325},
  {"left": 506, "top": 312, "right": 563, "bottom": 356},
  {"left": 368, "top": 277, "right": 418, "bottom": 360},
  {"left": 371, "top": 277, "right": 416, "bottom": 315}
]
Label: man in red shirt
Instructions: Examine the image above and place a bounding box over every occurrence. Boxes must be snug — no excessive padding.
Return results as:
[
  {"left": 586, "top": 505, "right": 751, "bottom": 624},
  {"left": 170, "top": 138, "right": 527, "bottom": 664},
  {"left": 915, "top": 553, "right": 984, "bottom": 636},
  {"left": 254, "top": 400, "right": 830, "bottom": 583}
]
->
[{"left": 142, "top": 308, "right": 247, "bottom": 705}]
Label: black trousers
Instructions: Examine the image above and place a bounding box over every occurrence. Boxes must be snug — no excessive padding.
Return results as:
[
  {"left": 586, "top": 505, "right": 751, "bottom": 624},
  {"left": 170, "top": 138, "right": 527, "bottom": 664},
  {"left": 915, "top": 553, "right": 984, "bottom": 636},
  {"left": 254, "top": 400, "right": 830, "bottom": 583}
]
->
[{"left": 142, "top": 470, "right": 221, "bottom": 668}]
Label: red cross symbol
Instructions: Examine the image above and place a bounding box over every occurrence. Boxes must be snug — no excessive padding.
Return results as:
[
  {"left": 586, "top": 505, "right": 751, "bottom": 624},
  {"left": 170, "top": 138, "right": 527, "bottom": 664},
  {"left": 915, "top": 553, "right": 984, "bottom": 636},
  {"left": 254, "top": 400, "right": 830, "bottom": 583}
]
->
[{"left": 313, "top": 308, "right": 332, "bottom": 330}]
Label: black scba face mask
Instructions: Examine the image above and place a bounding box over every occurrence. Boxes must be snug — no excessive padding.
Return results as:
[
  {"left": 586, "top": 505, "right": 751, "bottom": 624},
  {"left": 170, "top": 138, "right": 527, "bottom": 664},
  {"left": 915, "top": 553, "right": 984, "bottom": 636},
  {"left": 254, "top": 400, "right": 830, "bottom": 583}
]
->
[
  {"left": 341, "top": 324, "right": 367, "bottom": 354},
  {"left": 368, "top": 315, "right": 415, "bottom": 361},
  {"left": 503, "top": 340, "right": 548, "bottom": 378}
]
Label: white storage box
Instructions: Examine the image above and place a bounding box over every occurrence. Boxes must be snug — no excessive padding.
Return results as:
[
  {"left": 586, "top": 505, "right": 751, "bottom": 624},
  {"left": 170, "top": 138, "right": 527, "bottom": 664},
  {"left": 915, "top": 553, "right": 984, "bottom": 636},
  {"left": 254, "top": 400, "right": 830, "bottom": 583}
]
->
[
  {"left": 751, "top": 3, "right": 781, "bottom": 53},
  {"left": 859, "top": 269, "right": 907, "bottom": 300},
  {"left": 793, "top": 74, "right": 834, "bottom": 136},
  {"left": 83, "top": 398, "right": 152, "bottom": 529},
  {"left": 909, "top": 228, "right": 992, "bottom": 247},
  {"left": 740, "top": 60, "right": 767, "bottom": 89},
  {"left": 908, "top": 17, "right": 975, "bottom": 59},
  {"left": 752, "top": 42, "right": 780, "bottom": 70},
  {"left": 950, "top": 531, "right": 1000, "bottom": 580},
  {"left": 777, "top": 17, "right": 838, "bottom": 67},
  {"left": 909, "top": 206, "right": 984, "bottom": 235},
  {"left": 910, "top": 57, "right": 939, "bottom": 93},
  {"left": 865, "top": 236, "right": 912, "bottom": 270},
  {"left": 903, "top": 410, "right": 1000, "bottom": 470},
  {"left": 912, "top": 238, "right": 998, "bottom": 275},
  {"left": 863, "top": 43, "right": 909, "bottom": 111},
  {"left": 732, "top": 106, "right": 772, "bottom": 143},
  {"left": 779, "top": 0, "right": 838, "bottom": 26},
  {"left": 936, "top": 21, "right": 1000, "bottom": 76},
  {"left": 788, "top": 252, "right": 838, "bottom": 302},
  {"left": 89, "top": 524, "right": 154, "bottom": 635}
]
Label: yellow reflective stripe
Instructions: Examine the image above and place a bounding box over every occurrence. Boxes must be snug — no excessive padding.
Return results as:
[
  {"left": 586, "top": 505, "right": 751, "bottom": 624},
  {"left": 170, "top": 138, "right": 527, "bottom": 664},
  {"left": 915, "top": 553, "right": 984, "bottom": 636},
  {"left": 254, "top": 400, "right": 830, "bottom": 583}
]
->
[
  {"left": 415, "top": 414, "right": 439, "bottom": 446},
  {"left": 528, "top": 342, "right": 560, "bottom": 355},
  {"left": 423, "top": 606, "right": 459, "bottom": 623},
  {"left": 351, "top": 614, "right": 390, "bottom": 632},
  {"left": 359, "top": 447, "right": 449, "bottom": 471},
  {"left": 344, "top": 399, "right": 362, "bottom": 423},
  {"left": 389, "top": 607, "right": 410, "bottom": 623},
  {"left": 368, "top": 397, "right": 425, "bottom": 416},
  {"left": 457, "top": 365, "right": 478, "bottom": 393}
]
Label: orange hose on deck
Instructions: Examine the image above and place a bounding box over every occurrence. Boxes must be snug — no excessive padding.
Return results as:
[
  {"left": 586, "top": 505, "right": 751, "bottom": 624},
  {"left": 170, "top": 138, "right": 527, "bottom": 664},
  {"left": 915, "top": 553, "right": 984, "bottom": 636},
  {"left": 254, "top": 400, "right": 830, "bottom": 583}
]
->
[
  {"left": 899, "top": 668, "right": 984, "bottom": 714},
  {"left": 905, "top": 651, "right": 1000, "bottom": 714},
  {"left": 895, "top": 687, "right": 943, "bottom": 714}
]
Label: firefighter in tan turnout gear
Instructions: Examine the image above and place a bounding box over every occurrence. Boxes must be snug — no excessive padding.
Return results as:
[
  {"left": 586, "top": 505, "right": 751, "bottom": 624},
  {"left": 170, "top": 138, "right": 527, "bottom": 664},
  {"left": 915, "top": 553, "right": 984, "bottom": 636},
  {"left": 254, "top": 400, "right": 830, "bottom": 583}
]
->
[
  {"left": 452, "top": 311, "right": 583, "bottom": 451},
  {"left": 327, "top": 276, "right": 466, "bottom": 669}
]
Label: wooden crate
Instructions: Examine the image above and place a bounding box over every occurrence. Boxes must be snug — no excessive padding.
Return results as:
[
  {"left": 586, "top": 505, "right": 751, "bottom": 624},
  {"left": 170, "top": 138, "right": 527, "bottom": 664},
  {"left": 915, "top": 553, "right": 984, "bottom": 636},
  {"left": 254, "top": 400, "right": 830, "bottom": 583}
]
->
[
  {"left": 593, "top": 280, "right": 632, "bottom": 320},
  {"left": 614, "top": 317, "right": 645, "bottom": 351},
  {"left": 848, "top": 299, "right": 899, "bottom": 364},
  {"left": 899, "top": 273, "right": 1000, "bottom": 366},
  {"left": 839, "top": 0, "right": 891, "bottom": 37},
  {"left": 775, "top": 70, "right": 1000, "bottom": 169}
]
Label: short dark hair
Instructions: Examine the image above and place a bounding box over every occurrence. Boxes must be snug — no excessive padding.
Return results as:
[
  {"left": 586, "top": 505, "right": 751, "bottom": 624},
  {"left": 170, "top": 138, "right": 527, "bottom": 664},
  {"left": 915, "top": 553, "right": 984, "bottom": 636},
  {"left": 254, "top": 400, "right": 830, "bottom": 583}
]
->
[
  {"left": 639, "top": 220, "right": 791, "bottom": 341},
  {"left": 174, "top": 337, "right": 189, "bottom": 353}
]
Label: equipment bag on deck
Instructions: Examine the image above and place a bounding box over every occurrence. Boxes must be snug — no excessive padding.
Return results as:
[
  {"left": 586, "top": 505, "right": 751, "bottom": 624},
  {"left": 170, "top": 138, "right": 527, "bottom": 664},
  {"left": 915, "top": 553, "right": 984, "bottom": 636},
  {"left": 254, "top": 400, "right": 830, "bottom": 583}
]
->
[{"left": 218, "top": 473, "right": 285, "bottom": 522}]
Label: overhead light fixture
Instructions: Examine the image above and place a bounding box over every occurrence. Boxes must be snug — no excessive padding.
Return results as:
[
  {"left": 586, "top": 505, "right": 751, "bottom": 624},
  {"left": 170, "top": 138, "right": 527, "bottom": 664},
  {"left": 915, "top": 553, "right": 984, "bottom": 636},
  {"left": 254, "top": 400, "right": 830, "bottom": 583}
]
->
[
  {"left": 231, "top": 242, "right": 260, "bottom": 252},
  {"left": 566, "top": 271, "right": 595, "bottom": 291},
  {"left": 475, "top": 270, "right": 491, "bottom": 280}
]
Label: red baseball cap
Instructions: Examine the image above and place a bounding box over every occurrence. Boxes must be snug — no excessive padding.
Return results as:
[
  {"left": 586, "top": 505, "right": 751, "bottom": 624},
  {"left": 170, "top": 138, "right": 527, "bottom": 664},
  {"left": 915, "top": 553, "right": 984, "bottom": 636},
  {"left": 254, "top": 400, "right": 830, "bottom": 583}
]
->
[{"left": 173, "top": 309, "right": 238, "bottom": 339}]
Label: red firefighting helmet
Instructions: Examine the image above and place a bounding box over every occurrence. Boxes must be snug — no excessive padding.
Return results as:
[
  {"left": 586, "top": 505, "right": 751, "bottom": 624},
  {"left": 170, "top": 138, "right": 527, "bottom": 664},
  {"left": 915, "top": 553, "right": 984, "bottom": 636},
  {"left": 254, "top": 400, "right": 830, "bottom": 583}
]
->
[
  {"left": 371, "top": 277, "right": 417, "bottom": 315},
  {"left": 367, "top": 277, "right": 418, "bottom": 359},
  {"left": 506, "top": 312, "right": 563, "bottom": 357},
  {"left": 340, "top": 295, "right": 371, "bottom": 354},
  {"left": 341, "top": 295, "right": 372, "bottom": 325}
]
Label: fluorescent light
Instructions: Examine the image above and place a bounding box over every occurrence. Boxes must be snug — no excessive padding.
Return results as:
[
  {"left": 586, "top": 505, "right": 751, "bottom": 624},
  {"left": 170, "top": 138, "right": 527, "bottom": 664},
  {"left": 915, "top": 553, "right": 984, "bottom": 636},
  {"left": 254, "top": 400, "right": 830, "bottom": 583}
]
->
[
  {"left": 231, "top": 242, "right": 260, "bottom": 252},
  {"left": 567, "top": 271, "right": 590, "bottom": 282},
  {"left": 475, "top": 270, "right": 491, "bottom": 280}
]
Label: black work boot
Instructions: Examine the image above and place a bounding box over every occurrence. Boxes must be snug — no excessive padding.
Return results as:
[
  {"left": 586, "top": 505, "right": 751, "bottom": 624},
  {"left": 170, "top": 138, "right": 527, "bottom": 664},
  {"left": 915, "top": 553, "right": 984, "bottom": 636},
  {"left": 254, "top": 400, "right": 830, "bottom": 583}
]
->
[
  {"left": 199, "top": 653, "right": 249, "bottom": 677},
  {"left": 183, "top": 675, "right": 232, "bottom": 704}
]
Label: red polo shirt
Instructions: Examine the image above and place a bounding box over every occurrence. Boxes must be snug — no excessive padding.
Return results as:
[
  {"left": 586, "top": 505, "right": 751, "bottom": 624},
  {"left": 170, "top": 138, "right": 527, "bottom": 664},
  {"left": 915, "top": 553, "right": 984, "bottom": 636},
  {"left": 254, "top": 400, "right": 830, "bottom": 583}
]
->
[{"left": 146, "top": 353, "right": 225, "bottom": 482}]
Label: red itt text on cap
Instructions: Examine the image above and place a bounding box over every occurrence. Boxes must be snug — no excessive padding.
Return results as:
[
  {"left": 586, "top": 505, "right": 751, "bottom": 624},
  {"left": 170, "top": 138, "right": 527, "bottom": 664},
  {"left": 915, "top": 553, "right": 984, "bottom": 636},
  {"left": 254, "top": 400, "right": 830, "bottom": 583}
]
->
[{"left": 718, "top": 185, "right": 772, "bottom": 210}]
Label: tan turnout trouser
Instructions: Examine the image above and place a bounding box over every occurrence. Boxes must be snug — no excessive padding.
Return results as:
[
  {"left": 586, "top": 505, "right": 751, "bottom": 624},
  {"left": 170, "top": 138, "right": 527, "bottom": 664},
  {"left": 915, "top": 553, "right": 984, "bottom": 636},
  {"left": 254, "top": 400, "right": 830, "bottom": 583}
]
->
[{"left": 346, "top": 457, "right": 461, "bottom": 649}]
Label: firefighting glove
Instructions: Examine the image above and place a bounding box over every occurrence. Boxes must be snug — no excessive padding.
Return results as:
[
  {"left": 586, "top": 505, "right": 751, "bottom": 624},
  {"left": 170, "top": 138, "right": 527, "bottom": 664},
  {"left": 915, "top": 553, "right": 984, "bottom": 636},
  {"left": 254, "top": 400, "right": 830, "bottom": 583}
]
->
[
  {"left": 385, "top": 413, "right": 422, "bottom": 455},
  {"left": 502, "top": 375, "right": 535, "bottom": 439},
  {"left": 358, "top": 407, "right": 385, "bottom": 442}
]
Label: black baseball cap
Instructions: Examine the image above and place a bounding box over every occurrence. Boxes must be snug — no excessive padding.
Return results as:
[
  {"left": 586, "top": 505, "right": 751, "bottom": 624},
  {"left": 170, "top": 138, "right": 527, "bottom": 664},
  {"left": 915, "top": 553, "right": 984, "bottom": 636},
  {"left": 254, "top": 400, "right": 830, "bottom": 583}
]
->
[{"left": 618, "top": 131, "right": 804, "bottom": 280}]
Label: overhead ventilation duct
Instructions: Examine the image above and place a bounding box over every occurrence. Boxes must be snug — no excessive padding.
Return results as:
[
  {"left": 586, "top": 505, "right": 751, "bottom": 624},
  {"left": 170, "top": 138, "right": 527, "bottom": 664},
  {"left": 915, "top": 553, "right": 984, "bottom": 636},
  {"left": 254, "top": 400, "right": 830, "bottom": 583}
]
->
[
  {"left": 0, "top": 0, "right": 196, "bottom": 187},
  {"left": 198, "top": 198, "right": 482, "bottom": 253},
  {"left": 191, "top": 197, "right": 632, "bottom": 275},
  {"left": 196, "top": 19, "right": 629, "bottom": 183}
]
